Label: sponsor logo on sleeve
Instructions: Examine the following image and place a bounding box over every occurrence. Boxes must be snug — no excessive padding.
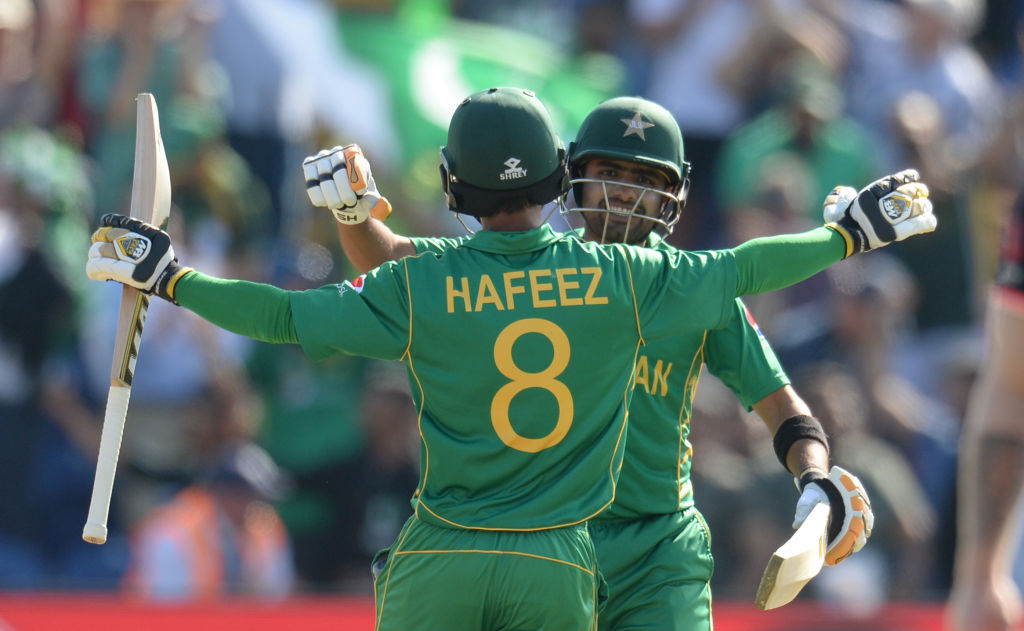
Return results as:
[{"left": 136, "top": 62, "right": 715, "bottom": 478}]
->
[{"left": 337, "top": 274, "right": 367, "bottom": 295}]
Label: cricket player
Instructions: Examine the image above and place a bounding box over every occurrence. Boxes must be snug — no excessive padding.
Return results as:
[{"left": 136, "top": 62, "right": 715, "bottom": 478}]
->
[
  {"left": 947, "top": 191, "right": 1024, "bottom": 631},
  {"left": 305, "top": 96, "right": 879, "bottom": 629},
  {"left": 88, "top": 87, "right": 934, "bottom": 630}
]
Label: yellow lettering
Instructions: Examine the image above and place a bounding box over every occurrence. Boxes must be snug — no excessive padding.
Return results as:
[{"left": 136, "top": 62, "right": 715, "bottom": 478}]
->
[
  {"left": 529, "top": 269, "right": 556, "bottom": 308},
  {"left": 503, "top": 271, "right": 527, "bottom": 310},
  {"left": 651, "top": 360, "right": 672, "bottom": 397},
  {"left": 634, "top": 355, "right": 650, "bottom": 394},
  {"left": 556, "top": 268, "right": 583, "bottom": 306},
  {"left": 581, "top": 267, "right": 608, "bottom": 305},
  {"left": 446, "top": 276, "right": 471, "bottom": 313},
  {"left": 475, "top": 274, "right": 505, "bottom": 311}
]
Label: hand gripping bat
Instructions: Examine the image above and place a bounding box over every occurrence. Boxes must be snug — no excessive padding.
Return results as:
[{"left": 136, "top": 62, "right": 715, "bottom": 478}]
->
[
  {"left": 754, "top": 502, "right": 830, "bottom": 610},
  {"left": 82, "top": 93, "right": 171, "bottom": 545}
]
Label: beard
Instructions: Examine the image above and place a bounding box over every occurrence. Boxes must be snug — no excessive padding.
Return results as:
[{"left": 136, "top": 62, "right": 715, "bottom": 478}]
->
[{"left": 581, "top": 201, "right": 658, "bottom": 245}]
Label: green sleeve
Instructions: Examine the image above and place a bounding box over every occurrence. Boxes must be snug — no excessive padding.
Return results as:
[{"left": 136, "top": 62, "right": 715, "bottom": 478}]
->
[
  {"left": 705, "top": 299, "right": 789, "bottom": 410},
  {"left": 175, "top": 271, "right": 300, "bottom": 344},
  {"left": 732, "top": 227, "right": 845, "bottom": 295}
]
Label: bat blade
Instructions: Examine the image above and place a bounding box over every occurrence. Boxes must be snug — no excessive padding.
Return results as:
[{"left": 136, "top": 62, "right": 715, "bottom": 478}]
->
[
  {"left": 83, "top": 94, "right": 170, "bottom": 545},
  {"left": 755, "top": 502, "right": 830, "bottom": 610}
]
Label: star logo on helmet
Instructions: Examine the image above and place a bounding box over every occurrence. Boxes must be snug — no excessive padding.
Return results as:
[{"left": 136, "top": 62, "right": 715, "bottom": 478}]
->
[{"left": 621, "top": 112, "right": 655, "bottom": 141}]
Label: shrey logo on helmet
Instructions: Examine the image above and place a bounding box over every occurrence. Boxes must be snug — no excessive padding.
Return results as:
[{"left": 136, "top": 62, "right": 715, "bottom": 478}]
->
[
  {"left": 500, "top": 158, "right": 527, "bottom": 181},
  {"left": 439, "top": 87, "right": 569, "bottom": 219}
]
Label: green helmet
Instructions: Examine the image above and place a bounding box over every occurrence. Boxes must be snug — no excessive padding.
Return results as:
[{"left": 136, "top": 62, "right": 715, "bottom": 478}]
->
[
  {"left": 440, "top": 87, "right": 569, "bottom": 218},
  {"left": 569, "top": 96, "right": 688, "bottom": 184},
  {"left": 566, "top": 97, "right": 691, "bottom": 240}
]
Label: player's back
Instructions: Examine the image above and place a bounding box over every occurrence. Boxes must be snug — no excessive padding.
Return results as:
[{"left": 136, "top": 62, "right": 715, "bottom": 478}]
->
[{"left": 388, "top": 224, "right": 737, "bottom": 531}]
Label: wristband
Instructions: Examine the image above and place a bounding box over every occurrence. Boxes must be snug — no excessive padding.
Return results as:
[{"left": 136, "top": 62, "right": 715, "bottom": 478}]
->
[
  {"left": 773, "top": 414, "right": 829, "bottom": 470},
  {"left": 153, "top": 262, "right": 193, "bottom": 305}
]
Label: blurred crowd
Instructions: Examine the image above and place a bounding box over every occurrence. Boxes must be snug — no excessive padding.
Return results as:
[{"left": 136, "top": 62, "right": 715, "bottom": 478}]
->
[{"left": 0, "top": 0, "right": 1021, "bottom": 610}]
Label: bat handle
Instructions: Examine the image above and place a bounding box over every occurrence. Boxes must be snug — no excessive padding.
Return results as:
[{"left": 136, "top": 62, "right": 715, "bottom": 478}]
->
[{"left": 82, "top": 385, "right": 132, "bottom": 545}]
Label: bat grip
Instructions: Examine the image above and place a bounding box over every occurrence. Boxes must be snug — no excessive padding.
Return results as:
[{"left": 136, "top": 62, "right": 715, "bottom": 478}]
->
[{"left": 82, "top": 385, "right": 132, "bottom": 544}]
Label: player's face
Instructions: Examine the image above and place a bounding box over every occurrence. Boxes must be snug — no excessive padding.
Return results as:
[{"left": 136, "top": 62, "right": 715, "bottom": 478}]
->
[{"left": 576, "top": 158, "right": 674, "bottom": 244}]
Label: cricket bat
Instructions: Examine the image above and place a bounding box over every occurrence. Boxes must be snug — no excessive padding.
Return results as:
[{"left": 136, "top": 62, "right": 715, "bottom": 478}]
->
[
  {"left": 82, "top": 93, "right": 171, "bottom": 545},
  {"left": 754, "top": 502, "right": 830, "bottom": 610}
]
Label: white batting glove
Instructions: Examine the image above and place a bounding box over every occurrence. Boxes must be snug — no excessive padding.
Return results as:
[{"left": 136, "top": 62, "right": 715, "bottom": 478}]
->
[
  {"left": 792, "top": 465, "right": 874, "bottom": 566},
  {"left": 87, "top": 214, "right": 191, "bottom": 303},
  {"left": 302, "top": 144, "right": 392, "bottom": 225},
  {"left": 824, "top": 169, "right": 937, "bottom": 257}
]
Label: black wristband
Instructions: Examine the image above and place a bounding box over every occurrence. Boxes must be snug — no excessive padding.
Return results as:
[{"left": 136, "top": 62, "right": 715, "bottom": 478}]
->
[
  {"left": 837, "top": 216, "right": 868, "bottom": 255},
  {"left": 773, "top": 415, "right": 829, "bottom": 470},
  {"left": 153, "top": 262, "right": 193, "bottom": 305}
]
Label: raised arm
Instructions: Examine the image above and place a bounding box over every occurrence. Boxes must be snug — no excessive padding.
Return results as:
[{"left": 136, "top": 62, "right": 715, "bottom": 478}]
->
[{"left": 303, "top": 144, "right": 416, "bottom": 273}]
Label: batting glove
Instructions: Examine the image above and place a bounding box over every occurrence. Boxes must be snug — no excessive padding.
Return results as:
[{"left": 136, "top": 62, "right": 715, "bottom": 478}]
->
[
  {"left": 824, "top": 169, "right": 937, "bottom": 257},
  {"left": 792, "top": 465, "right": 874, "bottom": 566},
  {"left": 302, "top": 144, "right": 392, "bottom": 225},
  {"left": 87, "top": 214, "right": 192, "bottom": 304}
]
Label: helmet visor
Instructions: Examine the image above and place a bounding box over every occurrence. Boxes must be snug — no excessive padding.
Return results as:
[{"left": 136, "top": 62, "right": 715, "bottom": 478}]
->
[{"left": 563, "top": 175, "right": 688, "bottom": 244}]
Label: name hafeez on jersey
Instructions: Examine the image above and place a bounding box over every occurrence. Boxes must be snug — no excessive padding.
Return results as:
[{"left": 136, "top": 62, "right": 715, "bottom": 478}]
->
[{"left": 445, "top": 267, "right": 608, "bottom": 313}]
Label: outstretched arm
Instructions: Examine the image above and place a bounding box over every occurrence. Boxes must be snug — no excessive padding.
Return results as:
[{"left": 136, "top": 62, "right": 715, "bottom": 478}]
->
[
  {"left": 88, "top": 215, "right": 299, "bottom": 343},
  {"left": 303, "top": 145, "right": 415, "bottom": 273},
  {"left": 732, "top": 227, "right": 846, "bottom": 295}
]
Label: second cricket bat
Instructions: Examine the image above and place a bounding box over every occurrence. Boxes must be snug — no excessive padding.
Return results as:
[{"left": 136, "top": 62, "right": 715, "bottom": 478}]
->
[{"left": 754, "top": 502, "right": 830, "bottom": 610}]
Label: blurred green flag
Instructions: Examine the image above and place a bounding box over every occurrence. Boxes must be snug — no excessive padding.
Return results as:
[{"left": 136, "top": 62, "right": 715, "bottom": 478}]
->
[{"left": 335, "top": 9, "right": 623, "bottom": 201}]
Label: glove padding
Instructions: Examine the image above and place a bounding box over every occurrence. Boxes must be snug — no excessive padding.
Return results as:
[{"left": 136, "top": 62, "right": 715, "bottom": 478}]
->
[
  {"left": 824, "top": 169, "right": 937, "bottom": 257},
  {"left": 792, "top": 465, "right": 874, "bottom": 566},
  {"left": 87, "top": 214, "right": 190, "bottom": 303},
  {"left": 303, "top": 144, "right": 392, "bottom": 225}
]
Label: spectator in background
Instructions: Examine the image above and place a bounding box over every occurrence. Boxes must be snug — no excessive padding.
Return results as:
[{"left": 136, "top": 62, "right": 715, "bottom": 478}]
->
[
  {"left": 75, "top": 0, "right": 227, "bottom": 213},
  {"left": 791, "top": 362, "right": 938, "bottom": 603},
  {"left": 123, "top": 442, "right": 294, "bottom": 601},
  {"left": 815, "top": 0, "right": 1000, "bottom": 174},
  {"left": 771, "top": 253, "right": 961, "bottom": 590},
  {"left": 715, "top": 55, "right": 877, "bottom": 227},
  {"left": 246, "top": 250, "right": 372, "bottom": 591},
  {"left": 207, "top": 0, "right": 398, "bottom": 238},
  {"left": 328, "top": 361, "right": 419, "bottom": 593},
  {"left": 0, "top": 0, "right": 78, "bottom": 127},
  {"left": 626, "top": 0, "right": 844, "bottom": 248},
  {"left": 947, "top": 191, "right": 1024, "bottom": 631},
  {"left": 812, "top": 0, "right": 1001, "bottom": 332},
  {"left": 0, "top": 125, "right": 128, "bottom": 588}
]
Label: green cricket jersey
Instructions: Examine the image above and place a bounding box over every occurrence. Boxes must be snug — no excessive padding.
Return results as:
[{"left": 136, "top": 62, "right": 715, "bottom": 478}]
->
[
  {"left": 597, "top": 234, "right": 787, "bottom": 519},
  {"left": 412, "top": 231, "right": 789, "bottom": 520},
  {"left": 176, "top": 224, "right": 844, "bottom": 533}
]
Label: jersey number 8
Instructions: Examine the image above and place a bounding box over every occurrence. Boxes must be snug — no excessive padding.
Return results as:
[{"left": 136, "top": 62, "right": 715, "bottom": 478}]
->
[{"left": 491, "top": 318, "right": 573, "bottom": 453}]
